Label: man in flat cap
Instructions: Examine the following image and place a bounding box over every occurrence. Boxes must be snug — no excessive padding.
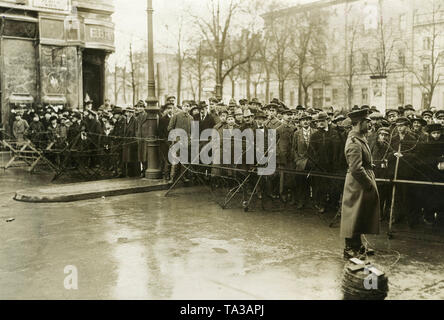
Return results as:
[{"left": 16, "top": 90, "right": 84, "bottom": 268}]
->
[
  {"left": 370, "top": 126, "right": 392, "bottom": 221},
  {"left": 292, "top": 113, "right": 314, "bottom": 209},
  {"left": 410, "top": 115, "right": 428, "bottom": 142},
  {"left": 121, "top": 107, "right": 139, "bottom": 177},
  {"left": 275, "top": 110, "right": 294, "bottom": 202},
  {"left": 264, "top": 103, "right": 281, "bottom": 129},
  {"left": 404, "top": 104, "right": 415, "bottom": 119},
  {"left": 386, "top": 109, "right": 399, "bottom": 127},
  {"left": 341, "top": 108, "right": 380, "bottom": 259},
  {"left": 199, "top": 101, "right": 216, "bottom": 133},
  {"left": 390, "top": 116, "right": 420, "bottom": 226},
  {"left": 435, "top": 110, "right": 444, "bottom": 125},
  {"left": 421, "top": 110, "right": 434, "bottom": 124},
  {"left": 416, "top": 123, "right": 444, "bottom": 224},
  {"left": 157, "top": 103, "right": 174, "bottom": 180},
  {"left": 309, "top": 112, "right": 337, "bottom": 213}
]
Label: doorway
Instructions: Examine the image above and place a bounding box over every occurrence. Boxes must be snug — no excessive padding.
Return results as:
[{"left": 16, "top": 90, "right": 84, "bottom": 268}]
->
[{"left": 82, "top": 49, "right": 105, "bottom": 110}]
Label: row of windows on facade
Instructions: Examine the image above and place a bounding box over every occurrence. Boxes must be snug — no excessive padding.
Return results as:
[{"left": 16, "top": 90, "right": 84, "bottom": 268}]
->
[
  {"left": 330, "top": 37, "right": 435, "bottom": 72},
  {"left": 258, "top": 86, "right": 407, "bottom": 107}
]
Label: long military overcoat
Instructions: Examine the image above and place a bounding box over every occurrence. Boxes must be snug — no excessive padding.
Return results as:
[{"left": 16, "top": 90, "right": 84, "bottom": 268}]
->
[{"left": 340, "top": 130, "right": 380, "bottom": 238}]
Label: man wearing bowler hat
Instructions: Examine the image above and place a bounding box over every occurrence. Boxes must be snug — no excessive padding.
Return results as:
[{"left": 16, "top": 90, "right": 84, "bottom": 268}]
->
[{"left": 341, "top": 108, "right": 380, "bottom": 259}]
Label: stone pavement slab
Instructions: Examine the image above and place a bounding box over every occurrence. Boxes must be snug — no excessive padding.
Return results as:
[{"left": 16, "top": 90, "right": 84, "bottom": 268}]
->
[{"left": 14, "top": 178, "right": 171, "bottom": 203}]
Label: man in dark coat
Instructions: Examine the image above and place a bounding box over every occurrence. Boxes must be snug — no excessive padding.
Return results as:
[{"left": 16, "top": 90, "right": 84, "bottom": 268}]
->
[
  {"left": 67, "top": 112, "right": 84, "bottom": 146},
  {"left": 370, "top": 126, "right": 392, "bottom": 221},
  {"left": 264, "top": 103, "right": 281, "bottom": 129},
  {"left": 341, "top": 109, "right": 380, "bottom": 259},
  {"left": 159, "top": 103, "right": 174, "bottom": 180},
  {"left": 389, "top": 117, "right": 420, "bottom": 226},
  {"left": 136, "top": 107, "right": 150, "bottom": 177},
  {"left": 168, "top": 103, "right": 193, "bottom": 182},
  {"left": 122, "top": 107, "right": 139, "bottom": 177},
  {"left": 419, "top": 124, "right": 444, "bottom": 224},
  {"left": 309, "top": 112, "right": 335, "bottom": 213},
  {"left": 199, "top": 101, "right": 216, "bottom": 133},
  {"left": 26, "top": 113, "right": 45, "bottom": 149},
  {"left": 111, "top": 107, "right": 126, "bottom": 176},
  {"left": 410, "top": 116, "right": 428, "bottom": 142},
  {"left": 292, "top": 113, "right": 314, "bottom": 209},
  {"left": 330, "top": 118, "right": 352, "bottom": 213},
  {"left": 276, "top": 110, "right": 294, "bottom": 201}
]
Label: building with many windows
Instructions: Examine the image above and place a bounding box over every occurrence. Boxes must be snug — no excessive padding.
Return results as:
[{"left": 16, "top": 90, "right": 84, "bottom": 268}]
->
[{"left": 256, "top": 0, "right": 444, "bottom": 112}]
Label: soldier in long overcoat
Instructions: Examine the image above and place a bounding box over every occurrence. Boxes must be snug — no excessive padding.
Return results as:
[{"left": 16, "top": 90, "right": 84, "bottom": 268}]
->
[
  {"left": 340, "top": 109, "right": 380, "bottom": 259},
  {"left": 122, "top": 108, "right": 139, "bottom": 177}
]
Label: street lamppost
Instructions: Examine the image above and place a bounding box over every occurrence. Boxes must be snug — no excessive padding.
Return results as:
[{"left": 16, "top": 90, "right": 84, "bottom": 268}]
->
[{"left": 145, "top": 0, "right": 162, "bottom": 179}]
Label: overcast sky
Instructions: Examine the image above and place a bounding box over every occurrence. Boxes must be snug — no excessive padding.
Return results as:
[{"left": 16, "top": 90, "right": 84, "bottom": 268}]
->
[{"left": 109, "top": 0, "right": 304, "bottom": 67}]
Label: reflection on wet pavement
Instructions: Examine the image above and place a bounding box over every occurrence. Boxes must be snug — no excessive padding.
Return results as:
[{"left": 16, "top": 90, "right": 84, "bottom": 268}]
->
[{"left": 0, "top": 169, "right": 443, "bottom": 299}]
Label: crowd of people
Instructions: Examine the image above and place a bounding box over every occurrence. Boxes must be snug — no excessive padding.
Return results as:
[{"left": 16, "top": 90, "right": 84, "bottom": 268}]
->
[{"left": 2, "top": 95, "right": 444, "bottom": 227}]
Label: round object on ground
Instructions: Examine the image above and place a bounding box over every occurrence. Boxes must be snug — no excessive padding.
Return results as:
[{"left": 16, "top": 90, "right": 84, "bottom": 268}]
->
[{"left": 341, "top": 262, "right": 389, "bottom": 300}]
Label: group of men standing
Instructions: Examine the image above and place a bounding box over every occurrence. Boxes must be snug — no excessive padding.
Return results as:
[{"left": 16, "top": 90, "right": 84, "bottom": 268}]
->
[
  {"left": 158, "top": 97, "right": 443, "bottom": 231},
  {"left": 5, "top": 96, "right": 444, "bottom": 234}
]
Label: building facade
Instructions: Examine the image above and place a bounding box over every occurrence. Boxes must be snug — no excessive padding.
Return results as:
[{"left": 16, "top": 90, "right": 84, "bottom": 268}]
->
[
  {"left": 255, "top": 0, "right": 444, "bottom": 112},
  {"left": 0, "top": 0, "right": 115, "bottom": 131}
]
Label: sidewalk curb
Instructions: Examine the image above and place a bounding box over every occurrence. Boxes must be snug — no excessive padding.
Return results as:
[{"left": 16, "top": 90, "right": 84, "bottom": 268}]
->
[{"left": 14, "top": 178, "right": 171, "bottom": 203}]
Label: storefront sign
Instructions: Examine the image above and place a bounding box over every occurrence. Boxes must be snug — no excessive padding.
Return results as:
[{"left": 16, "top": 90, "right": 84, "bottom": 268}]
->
[
  {"left": 84, "top": 24, "right": 114, "bottom": 49},
  {"left": 33, "top": 0, "right": 70, "bottom": 11}
]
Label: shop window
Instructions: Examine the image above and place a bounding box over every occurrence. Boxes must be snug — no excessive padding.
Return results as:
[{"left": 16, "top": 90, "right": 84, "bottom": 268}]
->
[{"left": 1, "top": 20, "right": 37, "bottom": 38}]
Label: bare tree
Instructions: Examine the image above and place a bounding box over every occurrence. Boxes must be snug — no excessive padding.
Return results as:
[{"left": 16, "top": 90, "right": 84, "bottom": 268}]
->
[
  {"left": 174, "top": 18, "right": 188, "bottom": 105},
  {"left": 362, "top": 0, "right": 397, "bottom": 78},
  {"left": 129, "top": 44, "right": 139, "bottom": 106},
  {"left": 193, "top": 0, "right": 257, "bottom": 98},
  {"left": 257, "top": 34, "right": 274, "bottom": 103},
  {"left": 224, "top": 46, "right": 242, "bottom": 98},
  {"left": 343, "top": 4, "right": 361, "bottom": 109},
  {"left": 185, "top": 41, "right": 211, "bottom": 102},
  {"left": 122, "top": 65, "right": 127, "bottom": 104},
  {"left": 264, "top": 11, "right": 297, "bottom": 101},
  {"left": 288, "top": 8, "right": 327, "bottom": 105},
  {"left": 410, "top": 0, "right": 443, "bottom": 109},
  {"left": 113, "top": 62, "right": 122, "bottom": 105},
  {"left": 237, "top": 29, "right": 261, "bottom": 100}
]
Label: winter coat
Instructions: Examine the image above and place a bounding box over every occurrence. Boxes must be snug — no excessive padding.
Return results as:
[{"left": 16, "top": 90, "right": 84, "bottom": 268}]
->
[{"left": 340, "top": 129, "right": 380, "bottom": 238}]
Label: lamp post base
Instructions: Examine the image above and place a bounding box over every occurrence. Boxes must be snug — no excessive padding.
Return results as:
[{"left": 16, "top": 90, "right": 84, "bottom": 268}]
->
[{"left": 145, "top": 168, "right": 162, "bottom": 179}]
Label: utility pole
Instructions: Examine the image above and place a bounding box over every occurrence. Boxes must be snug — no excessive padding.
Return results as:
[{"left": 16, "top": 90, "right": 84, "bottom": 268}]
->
[{"left": 144, "top": 0, "right": 162, "bottom": 179}]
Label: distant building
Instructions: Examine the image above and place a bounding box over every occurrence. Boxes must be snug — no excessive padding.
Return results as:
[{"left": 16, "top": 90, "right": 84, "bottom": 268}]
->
[
  {"left": 255, "top": 0, "right": 444, "bottom": 111},
  {"left": 0, "top": 0, "right": 115, "bottom": 130}
]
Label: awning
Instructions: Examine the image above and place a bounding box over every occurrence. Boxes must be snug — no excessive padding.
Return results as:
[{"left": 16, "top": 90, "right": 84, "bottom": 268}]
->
[
  {"left": 42, "top": 95, "right": 67, "bottom": 105},
  {"left": 9, "top": 94, "right": 34, "bottom": 104}
]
